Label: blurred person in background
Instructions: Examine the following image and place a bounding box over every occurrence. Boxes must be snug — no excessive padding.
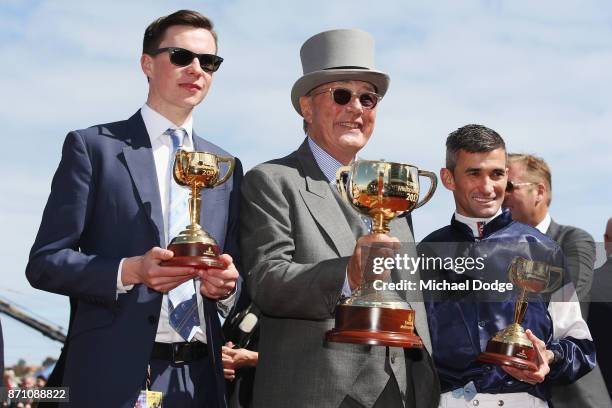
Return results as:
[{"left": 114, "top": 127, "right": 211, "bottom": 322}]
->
[
  {"left": 587, "top": 217, "right": 612, "bottom": 399},
  {"left": 504, "top": 153, "right": 595, "bottom": 311},
  {"left": 504, "top": 153, "right": 610, "bottom": 407},
  {"left": 0, "top": 319, "right": 3, "bottom": 387}
]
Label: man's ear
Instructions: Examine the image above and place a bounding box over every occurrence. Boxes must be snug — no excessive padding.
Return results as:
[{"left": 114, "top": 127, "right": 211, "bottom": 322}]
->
[
  {"left": 440, "top": 168, "right": 455, "bottom": 191},
  {"left": 535, "top": 183, "right": 546, "bottom": 204},
  {"left": 141, "top": 54, "right": 153, "bottom": 79},
  {"left": 299, "top": 96, "right": 313, "bottom": 124}
]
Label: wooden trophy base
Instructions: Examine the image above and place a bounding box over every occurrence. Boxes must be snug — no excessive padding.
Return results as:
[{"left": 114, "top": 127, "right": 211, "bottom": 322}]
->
[
  {"left": 325, "top": 304, "right": 423, "bottom": 348},
  {"left": 477, "top": 339, "right": 538, "bottom": 371},
  {"left": 162, "top": 242, "right": 224, "bottom": 269}
]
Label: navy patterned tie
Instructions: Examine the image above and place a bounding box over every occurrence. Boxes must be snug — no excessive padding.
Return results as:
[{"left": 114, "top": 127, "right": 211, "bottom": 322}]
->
[{"left": 166, "top": 128, "right": 201, "bottom": 341}]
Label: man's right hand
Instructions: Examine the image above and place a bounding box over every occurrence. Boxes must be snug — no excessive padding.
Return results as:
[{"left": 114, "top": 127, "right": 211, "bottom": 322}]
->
[
  {"left": 502, "top": 329, "right": 553, "bottom": 385},
  {"left": 347, "top": 234, "right": 400, "bottom": 290},
  {"left": 120, "top": 247, "right": 199, "bottom": 293}
]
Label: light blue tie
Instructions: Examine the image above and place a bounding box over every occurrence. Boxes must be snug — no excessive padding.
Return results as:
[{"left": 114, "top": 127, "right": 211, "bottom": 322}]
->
[
  {"left": 166, "top": 128, "right": 201, "bottom": 342},
  {"left": 451, "top": 381, "right": 477, "bottom": 401}
]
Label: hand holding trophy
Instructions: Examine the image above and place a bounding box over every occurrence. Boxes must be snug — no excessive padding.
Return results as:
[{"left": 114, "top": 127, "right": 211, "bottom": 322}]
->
[
  {"left": 477, "top": 257, "right": 563, "bottom": 370},
  {"left": 161, "top": 150, "right": 235, "bottom": 269},
  {"left": 325, "top": 160, "right": 437, "bottom": 347}
]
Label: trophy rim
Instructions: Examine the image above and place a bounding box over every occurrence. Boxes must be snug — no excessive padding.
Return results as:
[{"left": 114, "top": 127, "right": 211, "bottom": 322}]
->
[
  {"left": 508, "top": 256, "right": 564, "bottom": 294},
  {"left": 350, "top": 158, "right": 421, "bottom": 169}
]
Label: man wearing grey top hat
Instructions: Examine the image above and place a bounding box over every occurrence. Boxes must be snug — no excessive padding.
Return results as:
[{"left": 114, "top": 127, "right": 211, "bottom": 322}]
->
[{"left": 240, "top": 29, "right": 439, "bottom": 408}]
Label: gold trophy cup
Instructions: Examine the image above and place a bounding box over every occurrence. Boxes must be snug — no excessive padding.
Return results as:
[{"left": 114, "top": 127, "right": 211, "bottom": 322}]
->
[
  {"left": 325, "top": 160, "right": 437, "bottom": 347},
  {"left": 161, "top": 150, "right": 235, "bottom": 269},
  {"left": 477, "top": 257, "right": 563, "bottom": 370}
]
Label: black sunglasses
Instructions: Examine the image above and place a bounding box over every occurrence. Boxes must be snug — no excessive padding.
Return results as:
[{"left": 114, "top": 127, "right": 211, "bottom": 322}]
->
[
  {"left": 310, "top": 87, "right": 381, "bottom": 109},
  {"left": 150, "top": 47, "right": 223, "bottom": 72},
  {"left": 505, "top": 181, "right": 536, "bottom": 193}
]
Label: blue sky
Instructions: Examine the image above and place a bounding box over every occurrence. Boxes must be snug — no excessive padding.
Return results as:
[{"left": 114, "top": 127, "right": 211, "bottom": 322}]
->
[{"left": 1, "top": 0, "right": 611, "bottom": 366}]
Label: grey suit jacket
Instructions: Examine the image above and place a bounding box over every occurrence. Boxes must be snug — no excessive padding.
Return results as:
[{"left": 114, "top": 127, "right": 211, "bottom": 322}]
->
[
  {"left": 241, "top": 140, "right": 434, "bottom": 408},
  {"left": 546, "top": 219, "right": 595, "bottom": 307},
  {"left": 546, "top": 220, "right": 611, "bottom": 408}
]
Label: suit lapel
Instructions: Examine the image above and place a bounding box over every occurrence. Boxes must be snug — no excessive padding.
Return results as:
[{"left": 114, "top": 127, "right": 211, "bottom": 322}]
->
[
  {"left": 122, "top": 111, "right": 166, "bottom": 247},
  {"left": 296, "top": 140, "right": 358, "bottom": 257},
  {"left": 192, "top": 132, "right": 205, "bottom": 151},
  {"left": 546, "top": 219, "right": 560, "bottom": 241}
]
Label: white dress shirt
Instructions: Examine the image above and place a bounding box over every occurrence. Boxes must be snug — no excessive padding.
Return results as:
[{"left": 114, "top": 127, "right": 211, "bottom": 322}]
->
[
  {"left": 534, "top": 212, "right": 552, "bottom": 235},
  {"left": 116, "top": 103, "right": 235, "bottom": 344},
  {"left": 534, "top": 212, "right": 591, "bottom": 341}
]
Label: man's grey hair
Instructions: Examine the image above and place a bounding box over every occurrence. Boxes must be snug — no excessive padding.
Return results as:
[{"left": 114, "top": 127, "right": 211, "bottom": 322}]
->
[{"left": 445, "top": 124, "right": 507, "bottom": 171}]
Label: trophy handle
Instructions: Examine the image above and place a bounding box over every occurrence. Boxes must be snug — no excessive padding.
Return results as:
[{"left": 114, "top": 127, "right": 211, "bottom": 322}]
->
[
  {"left": 335, "top": 166, "right": 352, "bottom": 202},
  {"left": 214, "top": 156, "right": 236, "bottom": 187},
  {"left": 508, "top": 256, "right": 520, "bottom": 286},
  {"left": 541, "top": 265, "right": 564, "bottom": 293},
  {"left": 173, "top": 149, "right": 190, "bottom": 186},
  {"left": 415, "top": 170, "right": 438, "bottom": 209}
]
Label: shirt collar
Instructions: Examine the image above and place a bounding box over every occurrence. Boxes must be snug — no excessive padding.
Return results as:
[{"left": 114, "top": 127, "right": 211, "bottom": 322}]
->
[
  {"left": 141, "top": 103, "right": 194, "bottom": 145},
  {"left": 535, "top": 212, "right": 552, "bottom": 234},
  {"left": 307, "top": 137, "right": 347, "bottom": 184},
  {"left": 454, "top": 208, "right": 503, "bottom": 239}
]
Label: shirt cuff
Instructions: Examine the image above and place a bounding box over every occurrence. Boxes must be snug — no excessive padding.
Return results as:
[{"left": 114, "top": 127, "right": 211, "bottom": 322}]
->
[
  {"left": 116, "top": 258, "right": 134, "bottom": 297},
  {"left": 547, "top": 340, "right": 564, "bottom": 368},
  {"left": 341, "top": 267, "right": 352, "bottom": 298}
]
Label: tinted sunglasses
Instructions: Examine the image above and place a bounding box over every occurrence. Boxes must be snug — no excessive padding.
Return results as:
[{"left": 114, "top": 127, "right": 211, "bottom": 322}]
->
[
  {"left": 150, "top": 47, "right": 223, "bottom": 72},
  {"left": 310, "top": 87, "right": 381, "bottom": 109},
  {"left": 505, "top": 181, "right": 535, "bottom": 192}
]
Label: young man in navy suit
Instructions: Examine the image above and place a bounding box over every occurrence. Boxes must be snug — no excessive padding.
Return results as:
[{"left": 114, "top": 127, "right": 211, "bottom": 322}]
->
[{"left": 27, "top": 10, "right": 241, "bottom": 408}]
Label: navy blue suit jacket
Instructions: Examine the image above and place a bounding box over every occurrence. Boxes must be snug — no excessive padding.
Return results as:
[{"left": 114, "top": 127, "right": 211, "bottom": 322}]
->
[{"left": 26, "top": 111, "right": 242, "bottom": 407}]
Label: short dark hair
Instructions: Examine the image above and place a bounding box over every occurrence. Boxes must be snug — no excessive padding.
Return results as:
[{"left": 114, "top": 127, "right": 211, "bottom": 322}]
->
[
  {"left": 445, "top": 124, "right": 506, "bottom": 171},
  {"left": 143, "top": 10, "right": 217, "bottom": 55}
]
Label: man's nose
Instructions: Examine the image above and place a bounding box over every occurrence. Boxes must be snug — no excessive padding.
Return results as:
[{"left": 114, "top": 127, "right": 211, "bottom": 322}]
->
[
  {"left": 186, "top": 57, "right": 204, "bottom": 76},
  {"left": 345, "top": 94, "right": 364, "bottom": 113},
  {"left": 481, "top": 177, "right": 495, "bottom": 194}
]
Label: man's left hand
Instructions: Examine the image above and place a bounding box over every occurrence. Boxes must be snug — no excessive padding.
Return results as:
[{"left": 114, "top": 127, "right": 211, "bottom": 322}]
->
[
  {"left": 221, "top": 341, "right": 258, "bottom": 381},
  {"left": 199, "top": 254, "right": 238, "bottom": 299},
  {"left": 502, "top": 329, "right": 554, "bottom": 384}
]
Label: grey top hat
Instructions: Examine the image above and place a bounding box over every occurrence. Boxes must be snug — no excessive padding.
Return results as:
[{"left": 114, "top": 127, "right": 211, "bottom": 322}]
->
[{"left": 291, "top": 29, "right": 390, "bottom": 116}]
